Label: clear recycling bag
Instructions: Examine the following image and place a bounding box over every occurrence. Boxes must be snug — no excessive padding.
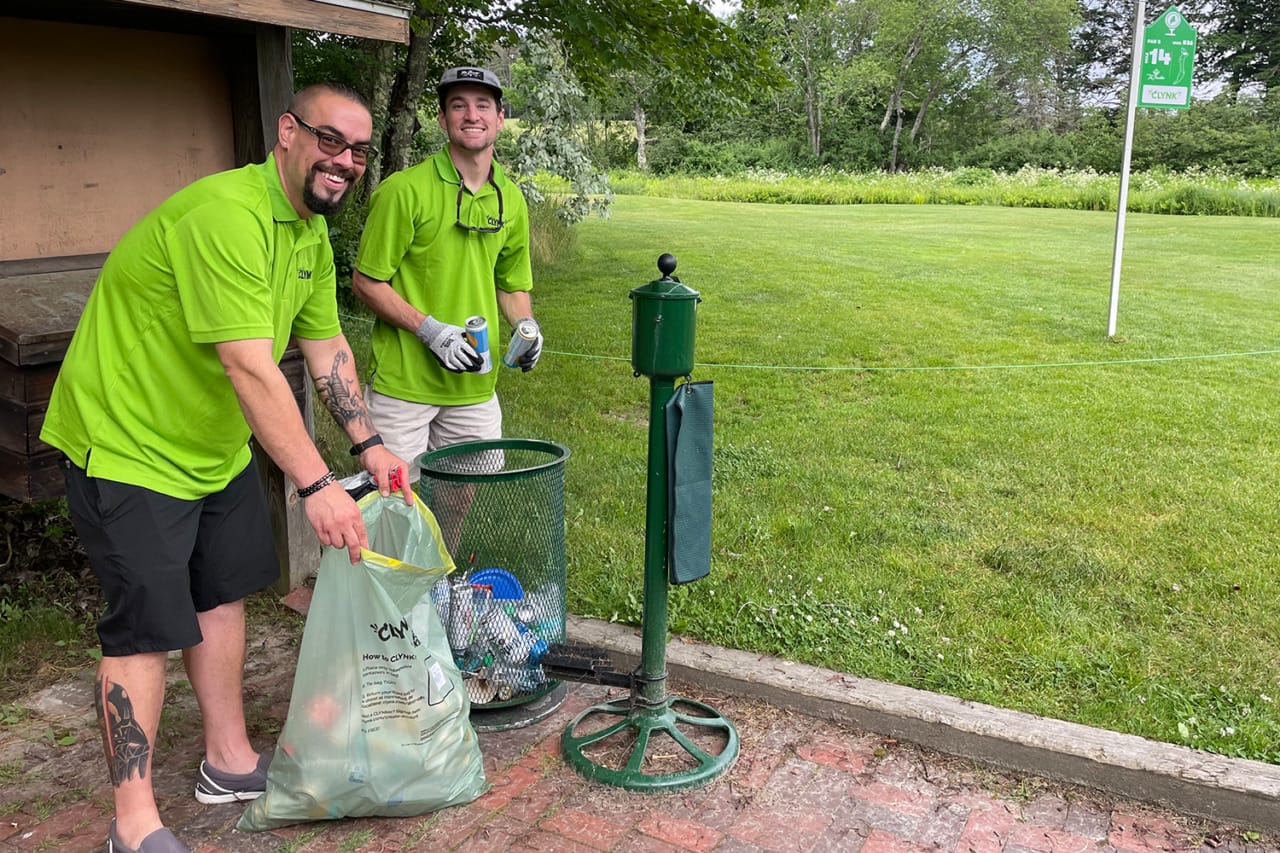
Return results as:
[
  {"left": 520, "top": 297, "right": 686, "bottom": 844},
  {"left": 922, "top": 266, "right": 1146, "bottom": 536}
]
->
[{"left": 239, "top": 494, "right": 487, "bottom": 831}]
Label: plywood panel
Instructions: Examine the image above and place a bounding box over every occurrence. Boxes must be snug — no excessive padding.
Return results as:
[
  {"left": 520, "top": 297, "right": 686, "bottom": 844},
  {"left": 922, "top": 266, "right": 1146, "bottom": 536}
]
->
[{"left": 0, "top": 19, "right": 236, "bottom": 261}]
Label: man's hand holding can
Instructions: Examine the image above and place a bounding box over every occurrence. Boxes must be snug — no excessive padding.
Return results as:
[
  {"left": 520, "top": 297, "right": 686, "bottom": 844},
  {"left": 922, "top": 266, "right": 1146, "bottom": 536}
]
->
[{"left": 503, "top": 318, "right": 542, "bottom": 372}]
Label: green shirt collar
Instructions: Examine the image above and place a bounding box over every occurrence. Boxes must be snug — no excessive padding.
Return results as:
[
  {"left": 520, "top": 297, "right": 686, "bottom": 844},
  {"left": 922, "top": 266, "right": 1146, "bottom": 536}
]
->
[
  {"left": 434, "top": 145, "right": 508, "bottom": 191},
  {"left": 259, "top": 153, "right": 304, "bottom": 222}
]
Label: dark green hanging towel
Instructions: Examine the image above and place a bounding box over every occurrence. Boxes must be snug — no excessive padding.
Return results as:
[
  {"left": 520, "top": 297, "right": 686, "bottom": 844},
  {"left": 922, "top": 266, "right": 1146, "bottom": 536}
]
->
[{"left": 665, "top": 380, "right": 713, "bottom": 584}]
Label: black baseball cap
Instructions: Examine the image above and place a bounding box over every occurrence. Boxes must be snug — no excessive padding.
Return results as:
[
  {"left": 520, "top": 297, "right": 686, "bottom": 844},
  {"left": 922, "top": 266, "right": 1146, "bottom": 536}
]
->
[{"left": 437, "top": 66, "right": 504, "bottom": 102}]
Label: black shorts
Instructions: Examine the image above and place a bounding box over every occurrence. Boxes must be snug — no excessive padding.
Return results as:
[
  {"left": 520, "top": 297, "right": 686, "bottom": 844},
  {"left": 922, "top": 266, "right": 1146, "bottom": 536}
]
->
[{"left": 63, "top": 457, "right": 280, "bottom": 656}]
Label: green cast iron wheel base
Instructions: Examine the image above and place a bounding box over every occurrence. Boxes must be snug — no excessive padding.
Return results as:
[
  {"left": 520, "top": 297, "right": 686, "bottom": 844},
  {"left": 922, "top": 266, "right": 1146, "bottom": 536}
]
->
[{"left": 561, "top": 695, "right": 738, "bottom": 791}]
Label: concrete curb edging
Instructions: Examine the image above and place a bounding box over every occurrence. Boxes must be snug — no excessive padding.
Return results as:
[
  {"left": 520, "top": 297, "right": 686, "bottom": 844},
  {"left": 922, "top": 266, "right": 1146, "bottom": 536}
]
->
[{"left": 567, "top": 615, "right": 1280, "bottom": 833}]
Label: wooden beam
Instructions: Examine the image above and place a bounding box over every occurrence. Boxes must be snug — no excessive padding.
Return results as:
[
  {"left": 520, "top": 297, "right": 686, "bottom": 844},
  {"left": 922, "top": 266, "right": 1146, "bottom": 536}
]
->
[
  {"left": 228, "top": 25, "right": 293, "bottom": 166},
  {"left": 0, "top": 447, "right": 62, "bottom": 502},
  {"left": 258, "top": 346, "right": 321, "bottom": 593},
  {"left": 116, "top": 0, "right": 410, "bottom": 43},
  {"left": 257, "top": 26, "right": 294, "bottom": 150},
  {"left": 225, "top": 25, "right": 322, "bottom": 592}
]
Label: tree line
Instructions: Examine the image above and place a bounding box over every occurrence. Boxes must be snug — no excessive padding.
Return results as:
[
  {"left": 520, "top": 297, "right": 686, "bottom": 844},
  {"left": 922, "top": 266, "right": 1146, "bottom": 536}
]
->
[{"left": 295, "top": 0, "right": 1279, "bottom": 192}]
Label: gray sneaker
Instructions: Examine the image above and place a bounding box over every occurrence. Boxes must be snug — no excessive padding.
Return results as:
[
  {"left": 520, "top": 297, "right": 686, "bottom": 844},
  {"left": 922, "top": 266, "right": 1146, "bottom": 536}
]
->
[
  {"left": 107, "top": 819, "right": 190, "bottom": 853},
  {"left": 193, "top": 752, "right": 271, "bottom": 804}
]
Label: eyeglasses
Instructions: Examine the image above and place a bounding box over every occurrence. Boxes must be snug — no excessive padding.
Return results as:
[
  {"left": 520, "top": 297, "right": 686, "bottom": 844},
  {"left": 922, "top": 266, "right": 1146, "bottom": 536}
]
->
[
  {"left": 287, "top": 111, "right": 376, "bottom": 164},
  {"left": 455, "top": 174, "right": 504, "bottom": 234}
]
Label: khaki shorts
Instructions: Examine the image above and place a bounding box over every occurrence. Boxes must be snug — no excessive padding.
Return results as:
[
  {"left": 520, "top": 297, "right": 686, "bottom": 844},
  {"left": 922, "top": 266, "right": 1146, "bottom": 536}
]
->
[{"left": 365, "top": 388, "right": 502, "bottom": 482}]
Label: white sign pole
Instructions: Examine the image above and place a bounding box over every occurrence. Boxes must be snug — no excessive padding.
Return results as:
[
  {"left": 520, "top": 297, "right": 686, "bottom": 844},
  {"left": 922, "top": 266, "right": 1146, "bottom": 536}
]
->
[{"left": 1108, "top": 0, "right": 1146, "bottom": 339}]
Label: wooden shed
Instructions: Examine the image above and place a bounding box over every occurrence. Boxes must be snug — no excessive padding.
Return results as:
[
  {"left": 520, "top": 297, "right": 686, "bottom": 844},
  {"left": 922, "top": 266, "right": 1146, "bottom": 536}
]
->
[{"left": 0, "top": 0, "right": 409, "bottom": 586}]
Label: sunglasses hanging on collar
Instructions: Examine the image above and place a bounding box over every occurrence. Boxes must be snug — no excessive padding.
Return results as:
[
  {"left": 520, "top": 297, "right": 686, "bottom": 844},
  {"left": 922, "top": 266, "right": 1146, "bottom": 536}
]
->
[{"left": 455, "top": 169, "right": 504, "bottom": 234}]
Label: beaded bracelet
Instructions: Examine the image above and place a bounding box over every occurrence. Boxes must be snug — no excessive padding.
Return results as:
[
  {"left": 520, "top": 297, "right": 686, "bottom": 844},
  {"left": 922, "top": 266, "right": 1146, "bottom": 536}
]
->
[{"left": 297, "top": 471, "right": 336, "bottom": 498}]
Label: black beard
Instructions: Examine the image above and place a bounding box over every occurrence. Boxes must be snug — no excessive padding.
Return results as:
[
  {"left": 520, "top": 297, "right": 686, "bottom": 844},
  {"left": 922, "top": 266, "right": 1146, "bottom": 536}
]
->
[
  {"left": 303, "top": 167, "right": 356, "bottom": 216},
  {"left": 303, "top": 182, "right": 346, "bottom": 217}
]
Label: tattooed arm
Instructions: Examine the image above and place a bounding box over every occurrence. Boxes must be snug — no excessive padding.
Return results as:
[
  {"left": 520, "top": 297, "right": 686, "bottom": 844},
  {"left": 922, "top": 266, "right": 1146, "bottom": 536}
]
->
[
  {"left": 297, "top": 335, "right": 412, "bottom": 504},
  {"left": 305, "top": 338, "right": 377, "bottom": 442},
  {"left": 217, "top": 337, "right": 370, "bottom": 562}
]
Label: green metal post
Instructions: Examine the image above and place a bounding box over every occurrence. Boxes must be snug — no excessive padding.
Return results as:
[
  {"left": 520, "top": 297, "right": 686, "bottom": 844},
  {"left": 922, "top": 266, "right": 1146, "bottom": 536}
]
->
[
  {"left": 561, "top": 255, "right": 738, "bottom": 791},
  {"left": 639, "top": 374, "right": 675, "bottom": 709}
]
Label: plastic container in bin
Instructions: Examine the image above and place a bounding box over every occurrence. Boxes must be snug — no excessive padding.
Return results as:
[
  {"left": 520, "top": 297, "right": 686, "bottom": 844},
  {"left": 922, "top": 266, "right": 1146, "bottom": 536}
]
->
[{"left": 416, "top": 439, "right": 569, "bottom": 709}]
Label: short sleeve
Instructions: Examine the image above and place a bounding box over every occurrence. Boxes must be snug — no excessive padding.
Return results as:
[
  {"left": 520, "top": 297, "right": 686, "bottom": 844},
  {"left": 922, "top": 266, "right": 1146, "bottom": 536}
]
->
[
  {"left": 169, "top": 203, "right": 275, "bottom": 343},
  {"left": 356, "top": 174, "right": 419, "bottom": 283}
]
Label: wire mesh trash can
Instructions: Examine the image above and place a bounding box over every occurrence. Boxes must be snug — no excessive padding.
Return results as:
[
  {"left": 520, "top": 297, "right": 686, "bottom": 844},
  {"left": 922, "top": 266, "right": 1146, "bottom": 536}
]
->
[{"left": 417, "top": 439, "right": 569, "bottom": 718}]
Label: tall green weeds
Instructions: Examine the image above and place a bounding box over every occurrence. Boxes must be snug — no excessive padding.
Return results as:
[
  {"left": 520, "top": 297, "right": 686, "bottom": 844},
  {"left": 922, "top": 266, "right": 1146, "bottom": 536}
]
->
[
  {"left": 526, "top": 196, "right": 578, "bottom": 271},
  {"left": 609, "top": 165, "right": 1280, "bottom": 218}
]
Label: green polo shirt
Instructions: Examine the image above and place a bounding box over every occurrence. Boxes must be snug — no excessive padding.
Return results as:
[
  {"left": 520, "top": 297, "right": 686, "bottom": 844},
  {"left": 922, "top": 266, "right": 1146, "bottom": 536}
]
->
[
  {"left": 40, "top": 154, "right": 342, "bottom": 499},
  {"left": 355, "top": 146, "right": 532, "bottom": 406}
]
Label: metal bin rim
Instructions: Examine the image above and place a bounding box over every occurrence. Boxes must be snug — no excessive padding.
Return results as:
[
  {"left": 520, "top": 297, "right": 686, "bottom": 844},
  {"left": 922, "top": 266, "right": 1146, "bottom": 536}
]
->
[{"left": 417, "top": 438, "right": 570, "bottom": 485}]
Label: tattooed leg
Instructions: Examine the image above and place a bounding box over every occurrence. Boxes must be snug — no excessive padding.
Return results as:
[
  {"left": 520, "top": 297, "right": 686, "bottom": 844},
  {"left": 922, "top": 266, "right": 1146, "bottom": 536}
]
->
[
  {"left": 96, "top": 675, "right": 150, "bottom": 785},
  {"left": 94, "top": 654, "right": 167, "bottom": 849}
]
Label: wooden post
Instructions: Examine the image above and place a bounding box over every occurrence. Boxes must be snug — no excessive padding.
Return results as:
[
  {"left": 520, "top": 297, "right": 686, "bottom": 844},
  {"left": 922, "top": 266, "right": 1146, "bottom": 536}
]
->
[
  {"left": 231, "top": 27, "right": 323, "bottom": 593},
  {"left": 257, "top": 347, "right": 321, "bottom": 595}
]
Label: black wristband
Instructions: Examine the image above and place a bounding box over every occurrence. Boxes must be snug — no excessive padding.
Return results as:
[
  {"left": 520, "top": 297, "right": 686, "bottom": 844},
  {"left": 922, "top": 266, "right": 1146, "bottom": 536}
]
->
[
  {"left": 350, "top": 434, "right": 385, "bottom": 456},
  {"left": 297, "top": 471, "right": 335, "bottom": 499}
]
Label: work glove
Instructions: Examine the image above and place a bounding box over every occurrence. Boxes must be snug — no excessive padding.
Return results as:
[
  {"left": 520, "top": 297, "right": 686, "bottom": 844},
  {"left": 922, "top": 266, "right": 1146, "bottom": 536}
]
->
[
  {"left": 514, "top": 317, "right": 543, "bottom": 372},
  {"left": 416, "top": 316, "right": 482, "bottom": 373}
]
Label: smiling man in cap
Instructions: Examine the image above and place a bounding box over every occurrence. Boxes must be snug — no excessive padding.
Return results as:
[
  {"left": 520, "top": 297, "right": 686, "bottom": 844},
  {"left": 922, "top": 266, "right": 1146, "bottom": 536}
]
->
[{"left": 352, "top": 66, "right": 541, "bottom": 484}]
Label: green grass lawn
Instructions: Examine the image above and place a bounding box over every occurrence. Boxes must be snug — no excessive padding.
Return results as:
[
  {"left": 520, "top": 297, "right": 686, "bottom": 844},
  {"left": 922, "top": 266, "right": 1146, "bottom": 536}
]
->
[{"left": 339, "top": 196, "right": 1280, "bottom": 762}]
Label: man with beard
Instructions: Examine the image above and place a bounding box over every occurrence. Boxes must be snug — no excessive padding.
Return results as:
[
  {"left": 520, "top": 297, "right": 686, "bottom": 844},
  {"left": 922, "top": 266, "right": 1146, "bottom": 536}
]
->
[
  {"left": 40, "top": 82, "right": 410, "bottom": 853},
  {"left": 351, "top": 66, "right": 539, "bottom": 485}
]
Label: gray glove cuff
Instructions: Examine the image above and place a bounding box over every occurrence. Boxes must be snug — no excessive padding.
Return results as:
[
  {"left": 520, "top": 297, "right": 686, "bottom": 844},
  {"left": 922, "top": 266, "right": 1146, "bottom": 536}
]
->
[
  {"left": 416, "top": 315, "right": 445, "bottom": 345},
  {"left": 415, "top": 315, "right": 481, "bottom": 373}
]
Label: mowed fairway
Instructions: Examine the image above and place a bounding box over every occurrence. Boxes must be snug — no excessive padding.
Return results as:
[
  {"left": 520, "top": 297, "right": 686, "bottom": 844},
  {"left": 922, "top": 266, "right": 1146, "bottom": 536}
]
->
[{"left": 494, "top": 195, "right": 1280, "bottom": 760}]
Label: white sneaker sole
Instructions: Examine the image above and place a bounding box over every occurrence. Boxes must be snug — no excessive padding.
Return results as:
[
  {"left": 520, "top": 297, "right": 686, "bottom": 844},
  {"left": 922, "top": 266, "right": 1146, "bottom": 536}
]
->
[{"left": 193, "top": 787, "right": 265, "bottom": 805}]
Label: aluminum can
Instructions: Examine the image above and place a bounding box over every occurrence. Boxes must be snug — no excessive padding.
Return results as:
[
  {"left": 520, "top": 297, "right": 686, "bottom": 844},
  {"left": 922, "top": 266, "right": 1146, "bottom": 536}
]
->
[
  {"left": 502, "top": 319, "right": 540, "bottom": 368},
  {"left": 430, "top": 578, "right": 451, "bottom": 629},
  {"left": 490, "top": 661, "right": 545, "bottom": 695},
  {"left": 519, "top": 623, "right": 549, "bottom": 665},
  {"left": 514, "top": 603, "right": 537, "bottom": 625},
  {"left": 477, "top": 603, "right": 529, "bottom": 663},
  {"left": 447, "top": 577, "right": 474, "bottom": 659},
  {"left": 464, "top": 315, "right": 492, "bottom": 374}
]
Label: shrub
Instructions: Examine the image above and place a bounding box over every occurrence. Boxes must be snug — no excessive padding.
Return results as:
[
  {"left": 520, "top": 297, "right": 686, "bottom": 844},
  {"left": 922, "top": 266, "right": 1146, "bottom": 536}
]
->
[
  {"left": 526, "top": 195, "right": 577, "bottom": 271},
  {"left": 820, "top": 127, "right": 885, "bottom": 172},
  {"left": 962, "top": 130, "right": 1080, "bottom": 172},
  {"left": 645, "top": 133, "right": 693, "bottom": 176}
]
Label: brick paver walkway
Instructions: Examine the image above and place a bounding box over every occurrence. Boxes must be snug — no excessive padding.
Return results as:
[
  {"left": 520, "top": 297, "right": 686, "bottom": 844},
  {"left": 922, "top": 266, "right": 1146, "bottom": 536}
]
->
[{"left": 1, "top": 628, "right": 1272, "bottom": 852}]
